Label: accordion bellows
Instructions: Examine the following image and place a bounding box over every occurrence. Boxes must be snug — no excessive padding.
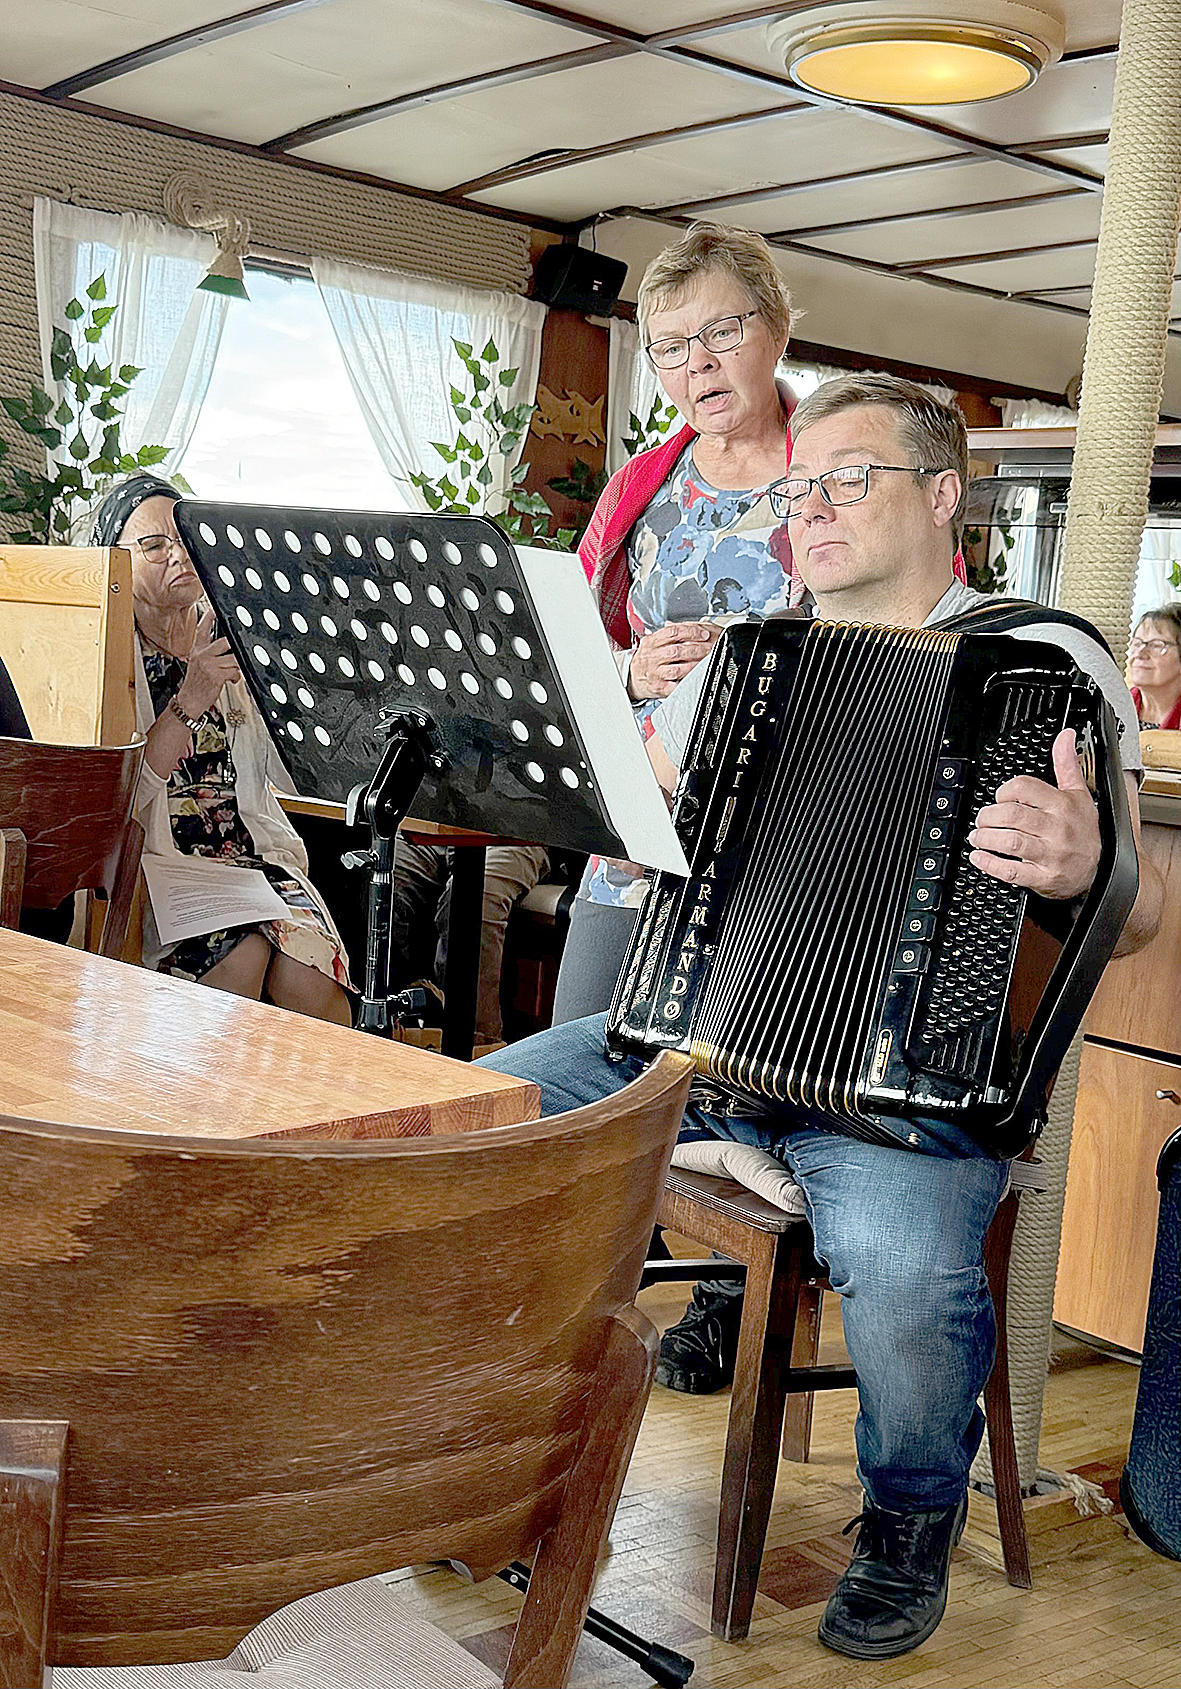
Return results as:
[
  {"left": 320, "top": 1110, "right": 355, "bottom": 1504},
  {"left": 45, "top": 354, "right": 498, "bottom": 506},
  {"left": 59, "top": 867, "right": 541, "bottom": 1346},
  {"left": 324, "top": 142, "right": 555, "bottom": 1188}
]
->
[{"left": 606, "top": 619, "right": 1138, "bottom": 1158}]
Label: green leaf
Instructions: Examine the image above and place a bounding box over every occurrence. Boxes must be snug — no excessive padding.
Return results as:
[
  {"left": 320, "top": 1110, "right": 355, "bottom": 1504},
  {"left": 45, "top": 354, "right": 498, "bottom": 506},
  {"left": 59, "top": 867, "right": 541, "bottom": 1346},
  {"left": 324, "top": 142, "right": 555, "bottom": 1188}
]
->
[
  {"left": 454, "top": 406, "right": 471, "bottom": 424},
  {"left": 555, "top": 528, "right": 577, "bottom": 548},
  {"left": 1, "top": 396, "right": 29, "bottom": 425},
  {"left": 118, "top": 364, "right": 141, "bottom": 383},
  {"left": 455, "top": 432, "right": 471, "bottom": 455},
  {"left": 106, "top": 383, "right": 129, "bottom": 400},
  {"left": 29, "top": 385, "right": 53, "bottom": 417},
  {"left": 421, "top": 485, "right": 443, "bottom": 511},
  {"left": 453, "top": 340, "right": 473, "bottom": 360},
  {"left": 53, "top": 400, "right": 73, "bottom": 426},
  {"left": 91, "top": 400, "right": 116, "bottom": 421},
  {"left": 498, "top": 368, "right": 518, "bottom": 387},
  {"left": 480, "top": 337, "right": 498, "bottom": 364},
  {"left": 430, "top": 441, "right": 457, "bottom": 463},
  {"left": 511, "top": 462, "right": 530, "bottom": 485},
  {"left": 91, "top": 305, "right": 116, "bottom": 328},
  {"left": 476, "top": 461, "right": 493, "bottom": 486},
  {"left": 68, "top": 429, "right": 89, "bottom": 460},
  {"left": 136, "top": 445, "right": 169, "bottom": 466},
  {"left": 64, "top": 298, "right": 84, "bottom": 320},
  {"left": 84, "top": 325, "right": 102, "bottom": 344},
  {"left": 86, "top": 273, "right": 107, "bottom": 301},
  {"left": 438, "top": 475, "right": 457, "bottom": 501},
  {"left": 471, "top": 370, "right": 489, "bottom": 393}
]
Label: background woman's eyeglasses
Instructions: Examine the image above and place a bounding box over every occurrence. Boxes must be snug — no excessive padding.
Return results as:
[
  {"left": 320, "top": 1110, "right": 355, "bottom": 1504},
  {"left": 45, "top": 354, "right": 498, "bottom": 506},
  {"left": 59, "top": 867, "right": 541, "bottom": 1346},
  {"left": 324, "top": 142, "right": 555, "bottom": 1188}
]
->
[
  {"left": 134, "top": 533, "right": 182, "bottom": 562},
  {"left": 645, "top": 311, "right": 758, "bottom": 370},
  {"left": 1128, "top": 637, "right": 1178, "bottom": 656}
]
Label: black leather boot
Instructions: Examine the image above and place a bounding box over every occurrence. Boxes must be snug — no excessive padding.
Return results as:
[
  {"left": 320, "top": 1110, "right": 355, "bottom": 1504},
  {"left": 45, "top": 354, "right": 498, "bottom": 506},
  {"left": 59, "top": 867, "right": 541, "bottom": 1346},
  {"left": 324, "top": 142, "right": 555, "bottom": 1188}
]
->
[
  {"left": 818, "top": 1493, "right": 967, "bottom": 1659},
  {"left": 655, "top": 1277, "right": 744, "bottom": 1394}
]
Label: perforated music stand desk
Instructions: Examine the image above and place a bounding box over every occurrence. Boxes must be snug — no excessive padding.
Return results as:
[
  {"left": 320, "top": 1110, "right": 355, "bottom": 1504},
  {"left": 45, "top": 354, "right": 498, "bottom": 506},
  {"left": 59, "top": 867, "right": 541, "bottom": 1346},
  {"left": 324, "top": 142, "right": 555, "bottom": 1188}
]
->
[{"left": 178, "top": 502, "right": 686, "bottom": 1057}]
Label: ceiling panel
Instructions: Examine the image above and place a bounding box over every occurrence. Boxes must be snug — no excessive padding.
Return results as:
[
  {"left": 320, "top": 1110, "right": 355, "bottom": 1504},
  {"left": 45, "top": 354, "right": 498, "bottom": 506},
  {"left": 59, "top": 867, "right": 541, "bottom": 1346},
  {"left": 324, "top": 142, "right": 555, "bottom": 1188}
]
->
[
  {"left": 771, "top": 158, "right": 1089, "bottom": 233},
  {"left": 0, "top": 0, "right": 247, "bottom": 89},
  {"left": 932, "top": 247, "right": 1100, "bottom": 294},
  {"left": 803, "top": 192, "right": 1103, "bottom": 267},
  {"left": 468, "top": 106, "right": 957, "bottom": 221},
  {"left": 1034, "top": 141, "right": 1109, "bottom": 174},
  {"left": 569, "top": 0, "right": 748, "bottom": 30},
  {"left": 76, "top": 0, "right": 598, "bottom": 146},
  {"left": 897, "top": 57, "right": 1117, "bottom": 149},
  {"left": 296, "top": 51, "right": 792, "bottom": 194},
  {"left": 674, "top": 157, "right": 1054, "bottom": 236}
]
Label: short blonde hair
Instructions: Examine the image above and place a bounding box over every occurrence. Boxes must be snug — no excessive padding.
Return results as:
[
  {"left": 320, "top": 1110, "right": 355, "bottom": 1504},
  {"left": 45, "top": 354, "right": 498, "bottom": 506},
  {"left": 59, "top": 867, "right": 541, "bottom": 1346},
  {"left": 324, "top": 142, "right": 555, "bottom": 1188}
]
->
[
  {"left": 790, "top": 373, "right": 969, "bottom": 546},
  {"left": 637, "top": 223, "right": 794, "bottom": 352}
]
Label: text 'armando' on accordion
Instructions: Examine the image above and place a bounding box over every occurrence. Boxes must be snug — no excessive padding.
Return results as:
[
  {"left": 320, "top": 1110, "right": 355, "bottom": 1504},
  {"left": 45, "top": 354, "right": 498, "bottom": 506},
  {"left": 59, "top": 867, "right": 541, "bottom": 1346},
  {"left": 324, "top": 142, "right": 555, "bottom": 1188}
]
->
[{"left": 605, "top": 617, "right": 1139, "bottom": 1158}]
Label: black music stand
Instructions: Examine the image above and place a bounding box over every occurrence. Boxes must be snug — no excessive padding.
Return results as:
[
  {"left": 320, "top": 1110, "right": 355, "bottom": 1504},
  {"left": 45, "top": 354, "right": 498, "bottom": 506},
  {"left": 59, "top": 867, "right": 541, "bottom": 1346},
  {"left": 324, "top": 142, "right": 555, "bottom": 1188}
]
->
[
  {"left": 176, "top": 501, "right": 695, "bottom": 1688},
  {"left": 176, "top": 501, "right": 686, "bottom": 1051}
]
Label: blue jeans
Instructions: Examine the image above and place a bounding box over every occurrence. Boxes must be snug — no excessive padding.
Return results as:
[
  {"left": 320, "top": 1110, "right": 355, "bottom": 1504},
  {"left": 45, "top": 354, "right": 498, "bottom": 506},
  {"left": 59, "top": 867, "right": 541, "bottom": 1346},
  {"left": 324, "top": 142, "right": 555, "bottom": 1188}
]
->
[{"left": 477, "top": 1013, "right": 1010, "bottom": 1513}]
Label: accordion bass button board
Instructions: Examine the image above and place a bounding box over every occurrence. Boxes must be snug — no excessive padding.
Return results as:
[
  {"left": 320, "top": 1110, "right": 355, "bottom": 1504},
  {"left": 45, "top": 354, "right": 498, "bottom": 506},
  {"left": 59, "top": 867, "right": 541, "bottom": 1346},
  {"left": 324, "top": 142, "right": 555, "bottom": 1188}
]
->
[{"left": 605, "top": 618, "right": 1138, "bottom": 1158}]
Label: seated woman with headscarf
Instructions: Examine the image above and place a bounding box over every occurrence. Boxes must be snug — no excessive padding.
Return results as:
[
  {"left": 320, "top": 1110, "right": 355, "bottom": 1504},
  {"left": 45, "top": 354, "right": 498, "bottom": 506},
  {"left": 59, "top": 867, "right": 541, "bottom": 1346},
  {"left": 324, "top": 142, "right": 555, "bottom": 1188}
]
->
[{"left": 91, "top": 475, "right": 352, "bottom": 1024}]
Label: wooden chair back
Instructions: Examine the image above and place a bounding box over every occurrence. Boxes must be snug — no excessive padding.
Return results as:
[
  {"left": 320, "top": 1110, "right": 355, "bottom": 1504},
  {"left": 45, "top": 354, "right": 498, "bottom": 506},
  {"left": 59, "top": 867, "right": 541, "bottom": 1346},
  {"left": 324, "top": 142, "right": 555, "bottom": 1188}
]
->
[
  {"left": 0, "top": 737, "right": 145, "bottom": 957},
  {"left": 0, "top": 1051, "right": 693, "bottom": 1688},
  {"left": 0, "top": 546, "right": 135, "bottom": 745}
]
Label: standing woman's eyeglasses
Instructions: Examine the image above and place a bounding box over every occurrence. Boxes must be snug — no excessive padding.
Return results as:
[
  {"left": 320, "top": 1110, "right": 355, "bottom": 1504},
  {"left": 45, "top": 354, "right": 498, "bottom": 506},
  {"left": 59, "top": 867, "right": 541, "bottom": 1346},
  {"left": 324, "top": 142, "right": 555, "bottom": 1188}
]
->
[
  {"left": 645, "top": 312, "right": 759, "bottom": 370},
  {"left": 1129, "top": 637, "right": 1179, "bottom": 656}
]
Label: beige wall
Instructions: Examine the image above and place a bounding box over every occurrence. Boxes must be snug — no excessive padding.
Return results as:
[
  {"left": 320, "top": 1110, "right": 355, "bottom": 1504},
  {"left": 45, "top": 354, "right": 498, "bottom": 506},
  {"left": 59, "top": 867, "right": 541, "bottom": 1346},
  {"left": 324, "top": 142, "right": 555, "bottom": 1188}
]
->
[{"left": 0, "top": 87, "right": 534, "bottom": 466}]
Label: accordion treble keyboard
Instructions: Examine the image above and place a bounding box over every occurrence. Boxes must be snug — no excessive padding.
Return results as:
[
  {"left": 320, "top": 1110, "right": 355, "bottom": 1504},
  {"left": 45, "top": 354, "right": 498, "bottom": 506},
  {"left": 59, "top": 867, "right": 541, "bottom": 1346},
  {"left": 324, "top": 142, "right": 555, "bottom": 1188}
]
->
[{"left": 605, "top": 617, "right": 1128, "bottom": 1157}]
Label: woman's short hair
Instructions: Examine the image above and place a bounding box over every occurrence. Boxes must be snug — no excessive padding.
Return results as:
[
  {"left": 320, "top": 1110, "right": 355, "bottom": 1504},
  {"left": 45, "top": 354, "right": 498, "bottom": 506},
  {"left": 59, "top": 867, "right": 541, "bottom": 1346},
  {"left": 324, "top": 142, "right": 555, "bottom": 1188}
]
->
[
  {"left": 789, "top": 372, "right": 969, "bottom": 546},
  {"left": 1135, "top": 603, "right": 1181, "bottom": 646},
  {"left": 637, "top": 222, "right": 794, "bottom": 351}
]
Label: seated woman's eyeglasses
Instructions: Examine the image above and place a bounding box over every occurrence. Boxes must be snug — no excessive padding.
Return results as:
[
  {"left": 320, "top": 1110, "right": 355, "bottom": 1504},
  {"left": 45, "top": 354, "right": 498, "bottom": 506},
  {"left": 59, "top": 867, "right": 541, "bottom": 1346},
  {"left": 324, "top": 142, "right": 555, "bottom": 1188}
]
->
[
  {"left": 768, "top": 462, "right": 945, "bottom": 519},
  {"left": 1129, "top": 637, "right": 1178, "bottom": 656},
  {"left": 134, "top": 533, "right": 181, "bottom": 562},
  {"left": 645, "top": 311, "right": 758, "bottom": 370}
]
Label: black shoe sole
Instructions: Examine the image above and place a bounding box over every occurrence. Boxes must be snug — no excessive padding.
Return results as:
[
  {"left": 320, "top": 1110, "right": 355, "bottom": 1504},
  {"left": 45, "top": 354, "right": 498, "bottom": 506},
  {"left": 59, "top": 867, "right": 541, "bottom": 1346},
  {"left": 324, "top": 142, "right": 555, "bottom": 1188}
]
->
[{"left": 654, "top": 1358, "right": 733, "bottom": 1395}]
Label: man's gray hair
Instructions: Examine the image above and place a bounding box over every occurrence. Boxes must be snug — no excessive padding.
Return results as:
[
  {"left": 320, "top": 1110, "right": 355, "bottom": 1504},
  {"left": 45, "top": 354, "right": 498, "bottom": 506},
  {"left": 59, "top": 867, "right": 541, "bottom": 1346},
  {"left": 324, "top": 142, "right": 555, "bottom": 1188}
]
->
[
  {"left": 637, "top": 223, "right": 795, "bottom": 353},
  {"left": 790, "top": 373, "right": 969, "bottom": 546}
]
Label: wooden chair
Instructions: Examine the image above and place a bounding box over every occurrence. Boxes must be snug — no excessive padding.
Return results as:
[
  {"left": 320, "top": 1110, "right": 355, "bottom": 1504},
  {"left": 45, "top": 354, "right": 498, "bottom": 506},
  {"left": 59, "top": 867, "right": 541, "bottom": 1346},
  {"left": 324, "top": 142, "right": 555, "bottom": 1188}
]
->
[
  {"left": 0, "top": 1050, "right": 693, "bottom": 1689},
  {"left": 0, "top": 736, "right": 145, "bottom": 958},
  {"left": 652, "top": 1156, "right": 1043, "bottom": 1641},
  {"left": 0, "top": 545, "right": 135, "bottom": 747}
]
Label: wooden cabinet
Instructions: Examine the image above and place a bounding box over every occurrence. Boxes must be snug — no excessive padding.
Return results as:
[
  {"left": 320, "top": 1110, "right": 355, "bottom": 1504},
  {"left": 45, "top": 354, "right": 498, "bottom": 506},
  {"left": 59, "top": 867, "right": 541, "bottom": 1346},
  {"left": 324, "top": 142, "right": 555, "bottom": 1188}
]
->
[{"left": 1055, "top": 810, "right": 1181, "bottom": 1352}]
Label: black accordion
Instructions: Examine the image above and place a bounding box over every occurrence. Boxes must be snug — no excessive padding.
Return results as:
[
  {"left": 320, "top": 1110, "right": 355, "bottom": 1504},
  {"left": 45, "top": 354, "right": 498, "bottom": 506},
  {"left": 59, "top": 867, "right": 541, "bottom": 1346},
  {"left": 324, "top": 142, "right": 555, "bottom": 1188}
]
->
[{"left": 605, "top": 616, "right": 1139, "bottom": 1157}]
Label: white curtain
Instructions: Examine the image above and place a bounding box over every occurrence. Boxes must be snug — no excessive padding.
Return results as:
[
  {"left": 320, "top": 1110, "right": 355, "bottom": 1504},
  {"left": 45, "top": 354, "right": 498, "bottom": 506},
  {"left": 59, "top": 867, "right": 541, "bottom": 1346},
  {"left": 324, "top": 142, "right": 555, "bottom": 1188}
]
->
[
  {"left": 606, "top": 318, "right": 679, "bottom": 472},
  {"left": 32, "top": 196, "right": 229, "bottom": 478},
  {"left": 311, "top": 257, "right": 545, "bottom": 512},
  {"left": 782, "top": 357, "right": 957, "bottom": 407},
  {"left": 999, "top": 398, "right": 1078, "bottom": 428}
]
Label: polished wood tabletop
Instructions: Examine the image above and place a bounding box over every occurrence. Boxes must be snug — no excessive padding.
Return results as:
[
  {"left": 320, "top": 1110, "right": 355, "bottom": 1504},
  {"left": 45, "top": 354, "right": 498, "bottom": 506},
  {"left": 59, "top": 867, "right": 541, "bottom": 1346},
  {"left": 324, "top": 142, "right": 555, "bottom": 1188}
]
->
[{"left": 0, "top": 928, "right": 538, "bottom": 1140}]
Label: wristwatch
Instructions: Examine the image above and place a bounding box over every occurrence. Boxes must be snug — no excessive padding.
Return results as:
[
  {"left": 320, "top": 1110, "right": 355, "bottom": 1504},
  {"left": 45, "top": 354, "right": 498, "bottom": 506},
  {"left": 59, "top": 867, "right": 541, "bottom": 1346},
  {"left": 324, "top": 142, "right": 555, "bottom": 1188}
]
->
[{"left": 168, "top": 693, "right": 204, "bottom": 733}]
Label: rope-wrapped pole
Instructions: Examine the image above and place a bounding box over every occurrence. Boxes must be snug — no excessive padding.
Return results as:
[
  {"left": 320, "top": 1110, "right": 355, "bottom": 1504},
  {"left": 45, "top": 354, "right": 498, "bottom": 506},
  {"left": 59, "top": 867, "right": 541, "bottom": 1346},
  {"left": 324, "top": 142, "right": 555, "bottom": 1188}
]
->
[
  {"left": 993, "top": 0, "right": 1181, "bottom": 1494},
  {"left": 1056, "top": 0, "right": 1181, "bottom": 650}
]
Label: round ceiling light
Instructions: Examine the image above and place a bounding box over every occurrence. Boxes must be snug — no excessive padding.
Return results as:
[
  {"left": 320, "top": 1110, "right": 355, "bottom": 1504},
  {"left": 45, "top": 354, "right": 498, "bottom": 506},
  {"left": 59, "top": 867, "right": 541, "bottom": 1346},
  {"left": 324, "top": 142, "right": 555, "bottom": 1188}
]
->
[{"left": 768, "top": 2, "right": 1065, "bottom": 107}]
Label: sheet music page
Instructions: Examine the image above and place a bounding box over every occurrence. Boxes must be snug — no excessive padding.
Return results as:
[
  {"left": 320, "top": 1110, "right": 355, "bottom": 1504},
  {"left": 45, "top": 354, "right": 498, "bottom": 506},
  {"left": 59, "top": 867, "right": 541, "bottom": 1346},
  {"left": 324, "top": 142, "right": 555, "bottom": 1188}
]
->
[
  {"left": 141, "top": 856, "right": 290, "bottom": 947},
  {"left": 515, "top": 547, "right": 690, "bottom": 877}
]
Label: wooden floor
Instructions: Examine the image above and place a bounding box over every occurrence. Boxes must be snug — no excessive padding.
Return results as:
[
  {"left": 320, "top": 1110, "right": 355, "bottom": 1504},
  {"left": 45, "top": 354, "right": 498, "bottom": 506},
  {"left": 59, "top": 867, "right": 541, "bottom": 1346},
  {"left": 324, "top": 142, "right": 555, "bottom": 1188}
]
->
[{"left": 382, "top": 1267, "right": 1181, "bottom": 1689}]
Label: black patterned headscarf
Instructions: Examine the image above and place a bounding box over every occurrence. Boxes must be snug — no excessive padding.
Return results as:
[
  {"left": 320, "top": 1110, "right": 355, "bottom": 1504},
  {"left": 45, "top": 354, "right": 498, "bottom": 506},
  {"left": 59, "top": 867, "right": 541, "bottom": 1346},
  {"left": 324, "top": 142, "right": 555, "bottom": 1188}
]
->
[{"left": 90, "top": 474, "right": 182, "bottom": 547}]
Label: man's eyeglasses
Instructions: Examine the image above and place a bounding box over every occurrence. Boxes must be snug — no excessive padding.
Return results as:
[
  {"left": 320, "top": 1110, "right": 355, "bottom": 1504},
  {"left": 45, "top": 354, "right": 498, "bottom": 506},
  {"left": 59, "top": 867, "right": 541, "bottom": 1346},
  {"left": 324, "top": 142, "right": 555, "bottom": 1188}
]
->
[
  {"left": 768, "top": 462, "right": 946, "bottom": 519},
  {"left": 1128, "top": 637, "right": 1179, "bottom": 657},
  {"left": 645, "top": 311, "right": 759, "bottom": 371},
  {"left": 133, "top": 533, "right": 182, "bottom": 562}
]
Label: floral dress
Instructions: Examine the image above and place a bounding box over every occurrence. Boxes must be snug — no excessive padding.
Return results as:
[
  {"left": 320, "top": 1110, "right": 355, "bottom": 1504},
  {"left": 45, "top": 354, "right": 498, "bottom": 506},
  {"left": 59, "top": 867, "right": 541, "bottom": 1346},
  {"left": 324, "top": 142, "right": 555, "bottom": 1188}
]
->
[
  {"left": 142, "top": 648, "right": 350, "bottom": 987},
  {"left": 582, "top": 442, "right": 800, "bottom": 910}
]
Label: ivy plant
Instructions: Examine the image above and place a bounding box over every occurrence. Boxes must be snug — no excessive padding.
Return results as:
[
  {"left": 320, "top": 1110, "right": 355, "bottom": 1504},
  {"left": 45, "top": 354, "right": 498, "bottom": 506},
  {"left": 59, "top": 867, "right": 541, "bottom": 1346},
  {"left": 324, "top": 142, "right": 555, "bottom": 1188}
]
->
[
  {"left": 622, "top": 392, "right": 680, "bottom": 459},
  {"left": 0, "top": 273, "right": 171, "bottom": 543},
  {"left": 408, "top": 336, "right": 576, "bottom": 550}
]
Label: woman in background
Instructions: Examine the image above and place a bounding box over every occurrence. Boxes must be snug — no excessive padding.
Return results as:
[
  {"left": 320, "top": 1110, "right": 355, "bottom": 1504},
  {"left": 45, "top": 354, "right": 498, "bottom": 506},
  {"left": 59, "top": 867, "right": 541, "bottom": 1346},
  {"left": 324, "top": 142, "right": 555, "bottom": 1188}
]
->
[
  {"left": 92, "top": 475, "right": 352, "bottom": 1024},
  {"left": 1128, "top": 603, "right": 1181, "bottom": 729}
]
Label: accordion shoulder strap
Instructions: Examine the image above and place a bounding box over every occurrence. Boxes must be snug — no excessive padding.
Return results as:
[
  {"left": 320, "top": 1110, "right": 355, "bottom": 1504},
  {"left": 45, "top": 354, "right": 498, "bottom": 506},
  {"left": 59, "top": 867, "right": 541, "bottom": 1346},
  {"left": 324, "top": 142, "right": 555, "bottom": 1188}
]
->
[{"left": 931, "top": 596, "right": 1114, "bottom": 662}]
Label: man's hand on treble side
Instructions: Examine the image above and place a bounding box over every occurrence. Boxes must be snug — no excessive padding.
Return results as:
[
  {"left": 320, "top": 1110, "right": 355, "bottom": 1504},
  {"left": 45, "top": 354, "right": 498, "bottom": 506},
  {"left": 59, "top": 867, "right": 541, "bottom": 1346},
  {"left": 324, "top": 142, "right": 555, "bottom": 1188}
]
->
[{"left": 968, "top": 728, "right": 1100, "bottom": 901}]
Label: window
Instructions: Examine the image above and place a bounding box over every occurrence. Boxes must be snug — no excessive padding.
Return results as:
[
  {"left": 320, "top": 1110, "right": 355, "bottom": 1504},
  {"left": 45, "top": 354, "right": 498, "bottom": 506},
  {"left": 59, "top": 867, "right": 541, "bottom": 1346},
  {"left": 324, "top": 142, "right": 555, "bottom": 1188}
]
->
[{"left": 177, "top": 267, "right": 409, "bottom": 511}]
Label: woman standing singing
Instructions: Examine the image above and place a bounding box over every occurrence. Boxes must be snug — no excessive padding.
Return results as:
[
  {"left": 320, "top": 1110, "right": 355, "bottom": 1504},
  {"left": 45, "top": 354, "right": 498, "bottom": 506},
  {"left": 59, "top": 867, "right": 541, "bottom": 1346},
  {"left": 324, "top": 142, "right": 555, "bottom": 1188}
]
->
[{"left": 554, "top": 223, "right": 804, "bottom": 1024}]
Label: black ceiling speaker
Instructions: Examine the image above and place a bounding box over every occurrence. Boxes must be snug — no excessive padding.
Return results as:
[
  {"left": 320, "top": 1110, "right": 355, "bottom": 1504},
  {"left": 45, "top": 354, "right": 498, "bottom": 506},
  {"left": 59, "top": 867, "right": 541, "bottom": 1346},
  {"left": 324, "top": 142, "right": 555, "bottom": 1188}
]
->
[{"left": 533, "top": 244, "right": 627, "bottom": 314}]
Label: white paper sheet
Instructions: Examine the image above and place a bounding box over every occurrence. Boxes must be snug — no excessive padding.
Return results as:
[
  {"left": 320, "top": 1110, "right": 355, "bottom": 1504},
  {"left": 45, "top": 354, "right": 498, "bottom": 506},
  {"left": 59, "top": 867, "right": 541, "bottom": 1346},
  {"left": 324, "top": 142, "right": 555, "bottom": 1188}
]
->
[
  {"left": 141, "top": 856, "right": 290, "bottom": 947},
  {"left": 515, "top": 546, "right": 690, "bottom": 877}
]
